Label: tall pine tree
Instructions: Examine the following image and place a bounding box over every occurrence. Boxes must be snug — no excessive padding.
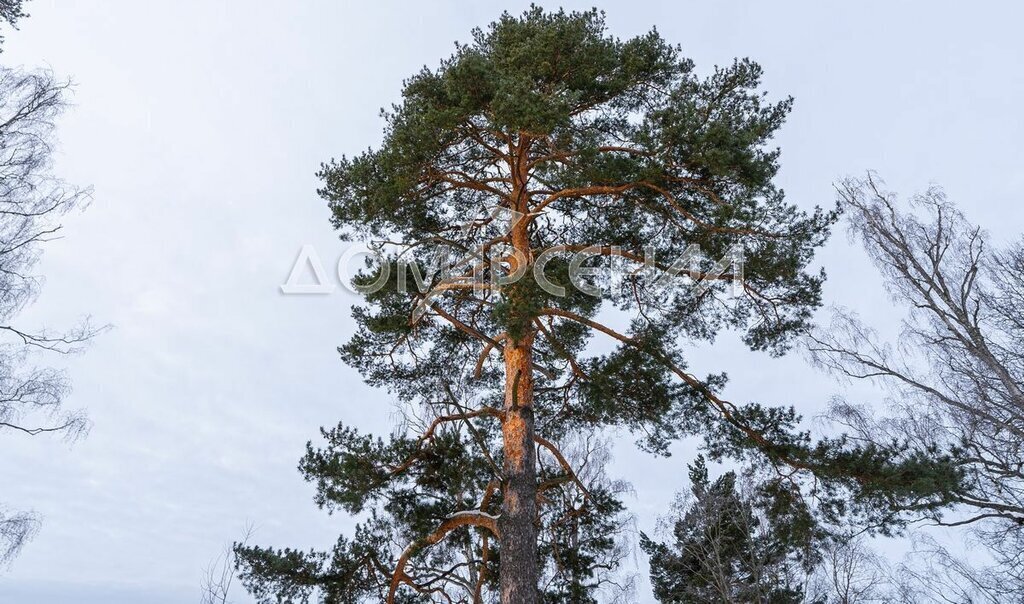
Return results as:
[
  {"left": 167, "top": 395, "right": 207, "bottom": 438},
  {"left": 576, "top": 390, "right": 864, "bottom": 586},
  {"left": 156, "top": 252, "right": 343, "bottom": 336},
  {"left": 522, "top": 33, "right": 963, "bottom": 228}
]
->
[{"left": 237, "top": 7, "right": 960, "bottom": 603}]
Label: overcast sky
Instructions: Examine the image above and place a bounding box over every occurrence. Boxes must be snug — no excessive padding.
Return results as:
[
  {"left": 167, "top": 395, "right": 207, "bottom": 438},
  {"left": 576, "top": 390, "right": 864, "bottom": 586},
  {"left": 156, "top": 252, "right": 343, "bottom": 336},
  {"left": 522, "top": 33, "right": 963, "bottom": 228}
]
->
[{"left": 1, "top": 1, "right": 1022, "bottom": 603}]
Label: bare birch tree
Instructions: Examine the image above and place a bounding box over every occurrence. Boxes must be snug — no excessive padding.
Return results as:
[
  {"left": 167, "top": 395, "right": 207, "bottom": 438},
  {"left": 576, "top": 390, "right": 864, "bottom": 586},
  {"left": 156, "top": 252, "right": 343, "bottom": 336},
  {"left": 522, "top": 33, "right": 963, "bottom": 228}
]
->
[
  {"left": 807, "top": 174, "right": 1024, "bottom": 598},
  {"left": 0, "top": 5, "right": 98, "bottom": 562}
]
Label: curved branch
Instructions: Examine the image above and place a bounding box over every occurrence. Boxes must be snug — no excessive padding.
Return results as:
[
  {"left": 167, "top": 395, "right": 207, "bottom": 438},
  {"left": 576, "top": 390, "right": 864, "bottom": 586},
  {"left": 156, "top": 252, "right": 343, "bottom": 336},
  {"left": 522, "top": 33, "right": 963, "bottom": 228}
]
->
[
  {"left": 534, "top": 434, "right": 591, "bottom": 500},
  {"left": 388, "top": 511, "right": 500, "bottom": 604}
]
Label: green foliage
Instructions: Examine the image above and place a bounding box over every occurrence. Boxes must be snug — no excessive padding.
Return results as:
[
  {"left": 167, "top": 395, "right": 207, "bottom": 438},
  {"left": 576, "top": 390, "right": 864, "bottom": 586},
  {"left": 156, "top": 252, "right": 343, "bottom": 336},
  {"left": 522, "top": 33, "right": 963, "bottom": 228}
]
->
[
  {"left": 323, "top": 3, "right": 837, "bottom": 456},
  {"left": 236, "top": 516, "right": 397, "bottom": 603},
  {"left": 235, "top": 420, "right": 630, "bottom": 602},
  {"left": 641, "top": 458, "right": 820, "bottom": 604},
  {"left": 236, "top": 421, "right": 494, "bottom": 602},
  {"left": 537, "top": 484, "right": 628, "bottom": 603},
  {"left": 0, "top": 0, "right": 27, "bottom": 50},
  {"left": 239, "top": 6, "right": 964, "bottom": 602}
]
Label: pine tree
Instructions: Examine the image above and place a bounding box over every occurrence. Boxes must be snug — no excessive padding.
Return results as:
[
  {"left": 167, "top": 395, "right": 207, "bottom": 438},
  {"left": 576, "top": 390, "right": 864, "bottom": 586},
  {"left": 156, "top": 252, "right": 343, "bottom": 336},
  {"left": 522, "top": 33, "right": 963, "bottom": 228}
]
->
[
  {"left": 641, "top": 458, "right": 819, "bottom": 604},
  {"left": 236, "top": 7, "right": 955, "bottom": 603}
]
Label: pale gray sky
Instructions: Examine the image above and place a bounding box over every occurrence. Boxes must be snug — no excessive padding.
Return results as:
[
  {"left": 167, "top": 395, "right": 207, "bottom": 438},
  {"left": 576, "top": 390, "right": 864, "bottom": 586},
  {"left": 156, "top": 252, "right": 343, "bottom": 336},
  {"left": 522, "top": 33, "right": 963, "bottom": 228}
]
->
[{"left": 1, "top": 1, "right": 1022, "bottom": 603}]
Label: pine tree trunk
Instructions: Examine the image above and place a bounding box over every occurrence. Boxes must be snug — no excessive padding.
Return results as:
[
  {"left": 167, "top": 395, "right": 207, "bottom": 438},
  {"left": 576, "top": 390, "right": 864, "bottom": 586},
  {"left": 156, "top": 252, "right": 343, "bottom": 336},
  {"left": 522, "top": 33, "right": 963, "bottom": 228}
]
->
[
  {"left": 498, "top": 139, "right": 539, "bottom": 603},
  {"left": 500, "top": 334, "right": 538, "bottom": 604}
]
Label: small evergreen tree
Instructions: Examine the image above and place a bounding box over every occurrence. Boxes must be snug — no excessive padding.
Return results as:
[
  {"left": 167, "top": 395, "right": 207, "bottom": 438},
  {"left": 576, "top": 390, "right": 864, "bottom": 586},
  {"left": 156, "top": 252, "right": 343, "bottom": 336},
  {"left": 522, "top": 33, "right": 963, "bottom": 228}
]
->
[{"left": 642, "top": 458, "right": 820, "bottom": 604}]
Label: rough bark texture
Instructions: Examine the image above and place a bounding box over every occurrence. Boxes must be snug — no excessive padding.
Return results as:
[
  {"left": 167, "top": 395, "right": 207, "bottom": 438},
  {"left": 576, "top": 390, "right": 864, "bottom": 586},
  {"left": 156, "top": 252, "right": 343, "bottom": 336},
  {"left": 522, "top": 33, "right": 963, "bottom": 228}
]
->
[{"left": 500, "top": 336, "right": 538, "bottom": 603}]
